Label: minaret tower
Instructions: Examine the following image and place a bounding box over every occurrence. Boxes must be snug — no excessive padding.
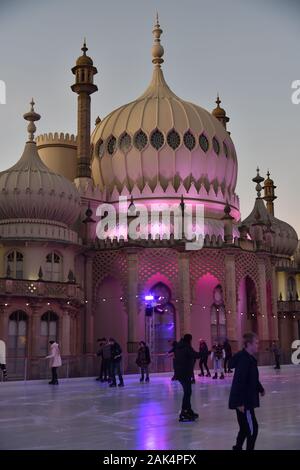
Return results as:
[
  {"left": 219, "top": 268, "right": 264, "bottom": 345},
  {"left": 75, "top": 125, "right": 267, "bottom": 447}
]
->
[
  {"left": 71, "top": 40, "right": 98, "bottom": 180},
  {"left": 263, "top": 171, "right": 277, "bottom": 216}
]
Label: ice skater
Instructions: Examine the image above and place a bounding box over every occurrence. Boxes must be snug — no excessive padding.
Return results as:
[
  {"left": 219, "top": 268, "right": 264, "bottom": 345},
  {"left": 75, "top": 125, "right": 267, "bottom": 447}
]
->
[
  {"left": 174, "top": 334, "right": 201, "bottom": 422},
  {"left": 198, "top": 339, "right": 210, "bottom": 377},
  {"left": 211, "top": 340, "right": 225, "bottom": 379},
  {"left": 271, "top": 342, "right": 281, "bottom": 370},
  {"left": 96, "top": 337, "right": 106, "bottom": 381},
  {"left": 46, "top": 340, "right": 62, "bottom": 385},
  {"left": 136, "top": 341, "right": 151, "bottom": 382},
  {"left": 109, "top": 338, "right": 124, "bottom": 387},
  {"left": 223, "top": 339, "right": 233, "bottom": 373},
  {"left": 229, "top": 332, "right": 265, "bottom": 450}
]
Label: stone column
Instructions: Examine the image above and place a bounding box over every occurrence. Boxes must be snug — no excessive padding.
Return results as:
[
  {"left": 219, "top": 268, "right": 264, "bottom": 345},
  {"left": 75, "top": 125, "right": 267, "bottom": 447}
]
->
[
  {"left": 257, "top": 259, "right": 269, "bottom": 339},
  {"left": 84, "top": 255, "right": 94, "bottom": 354},
  {"left": 292, "top": 318, "right": 299, "bottom": 340},
  {"left": 127, "top": 251, "right": 139, "bottom": 343},
  {"left": 178, "top": 252, "right": 191, "bottom": 335},
  {"left": 62, "top": 310, "right": 71, "bottom": 356},
  {"left": 29, "top": 306, "right": 42, "bottom": 379},
  {"left": 270, "top": 261, "right": 279, "bottom": 341},
  {"left": 0, "top": 306, "right": 9, "bottom": 345},
  {"left": 224, "top": 254, "right": 239, "bottom": 351}
]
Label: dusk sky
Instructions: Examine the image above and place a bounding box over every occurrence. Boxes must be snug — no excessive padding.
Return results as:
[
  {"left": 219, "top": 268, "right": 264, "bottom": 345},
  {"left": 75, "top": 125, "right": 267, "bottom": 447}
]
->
[{"left": 0, "top": 0, "right": 299, "bottom": 235}]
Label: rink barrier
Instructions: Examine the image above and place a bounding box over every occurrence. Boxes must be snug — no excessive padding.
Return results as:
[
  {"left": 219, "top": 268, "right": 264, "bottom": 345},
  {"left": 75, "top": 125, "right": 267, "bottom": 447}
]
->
[{"left": 2, "top": 351, "right": 293, "bottom": 382}]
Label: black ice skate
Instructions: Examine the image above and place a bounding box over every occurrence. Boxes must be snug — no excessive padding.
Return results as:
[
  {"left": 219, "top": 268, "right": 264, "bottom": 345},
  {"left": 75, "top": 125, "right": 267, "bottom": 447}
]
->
[
  {"left": 212, "top": 373, "right": 218, "bottom": 379},
  {"left": 219, "top": 373, "right": 225, "bottom": 379},
  {"left": 179, "top": 410, "right": 197, "bottom": 422}
]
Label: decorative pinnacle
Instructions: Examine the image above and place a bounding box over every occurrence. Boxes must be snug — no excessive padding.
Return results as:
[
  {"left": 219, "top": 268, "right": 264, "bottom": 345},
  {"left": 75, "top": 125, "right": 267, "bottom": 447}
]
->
[
  {"left": 82, "top": 37, "right": 88, "bottom": 55},
  {"left": 152, "top": 12, "right": 164, "bottom": 67},
  {"left": 23, "top": 99, "right": 41, "bottom": 142},
  {"left": 252, "top": 167, "right": 264, "bottom": 198},
  {"left": 216, "top": 93, "right": 221, "bottom": 107}
]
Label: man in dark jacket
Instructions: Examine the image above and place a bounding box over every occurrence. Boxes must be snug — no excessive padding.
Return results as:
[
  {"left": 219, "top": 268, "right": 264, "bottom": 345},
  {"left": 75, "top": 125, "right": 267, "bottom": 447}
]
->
[
  {"left": 109, "top": 338, "right": 124, "bottom": 387},
  {"left": 136, "top": 341, "right": 151, "bottom": 382},
  {"left": 229, "top": 332, "right": 265, "bottom": 450},
  {"left": 174, "top": 334, "right": 201, "bottom": 421}
]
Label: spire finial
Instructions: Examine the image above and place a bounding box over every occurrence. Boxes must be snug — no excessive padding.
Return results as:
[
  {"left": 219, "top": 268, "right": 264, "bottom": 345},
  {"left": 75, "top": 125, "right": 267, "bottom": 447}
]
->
[
  {"left": 82, "top": 37, "right": 88, "bottom": 55},
  {"left": 252, "top": 167, "right": 264, "bottom": 198},
  {"left": 23, "top": 98, "right": 41, "bottom": 142},
  {"left": 216, "top": 93, "right": 221, "bottom": 107},
  {"left": 152, "top": 12, "right": 164, "bottom": 67}
]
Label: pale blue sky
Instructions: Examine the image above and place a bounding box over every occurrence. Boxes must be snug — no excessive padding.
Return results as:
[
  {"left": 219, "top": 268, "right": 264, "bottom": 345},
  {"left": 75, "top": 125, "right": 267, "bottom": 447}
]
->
[{"left": 0, "top": 0, "right": 299, "bottom": 235}]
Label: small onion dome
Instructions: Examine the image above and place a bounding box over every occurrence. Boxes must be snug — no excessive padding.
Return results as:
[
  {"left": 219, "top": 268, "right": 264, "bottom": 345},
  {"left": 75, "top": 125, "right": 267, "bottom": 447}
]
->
[
  {"left": 76, "top": 39, "right": 93, "bottom": 66},
  {"left": 212, "top": 95, "right": 229, "bottom": 122},
  {"left": 264, "top": 171, "right": 275, "bottom": 187},
  {"left": 0, "top": 101, "right": 81, "bottom": 226}
]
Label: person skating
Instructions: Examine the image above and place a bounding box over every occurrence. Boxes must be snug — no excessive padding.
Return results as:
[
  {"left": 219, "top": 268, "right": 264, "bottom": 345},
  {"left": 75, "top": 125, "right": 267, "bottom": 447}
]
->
[
  {"left": 174, "top": 334, "right": 201, "bottom": 422},
  {"left": 109, "top": 338, "right": 124, "bottom": 387},
  {"left": 271, "top": 342, "right": 281, "bottom": 370},
  {"left": 136, "top": 341, "right": 151, "bottom": 382},
  {"left": 229, "top": 332, "right": 265, "bottom": 451},
  {"left": 198, "top": 339, "right": 210, "bottom": 377},
  {"left": 211, "top": 340, "right": 225, "bottom": 379},
  {"left": 102, "top": 338, "right": 113, "bottom": 382},
  {"left": 46, "top": 340, "right": 62, "bottom": 385},
  {"left": 95, "top": 338, "right": 106, "bottom": 381},
  {"left": 0, "top": 339, "right": 8, "bottom": 381},
  {"left": 223, "top": 339, "right": 233, "bottom": 373}
]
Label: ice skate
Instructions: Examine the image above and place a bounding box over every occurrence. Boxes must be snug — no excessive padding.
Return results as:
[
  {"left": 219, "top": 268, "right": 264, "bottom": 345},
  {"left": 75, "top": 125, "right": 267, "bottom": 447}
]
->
[{"left": 179, "top": 410, "right": 196, "bottom": 422}]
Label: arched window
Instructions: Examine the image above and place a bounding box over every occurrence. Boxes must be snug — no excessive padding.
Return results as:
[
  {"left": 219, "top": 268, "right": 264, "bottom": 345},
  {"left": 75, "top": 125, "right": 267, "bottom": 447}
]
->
[
  {"left": 8, "top": 311, "right": 28, "bottom": 358},
  {"left": 6, "top": 251, "right": 23, "bottom": 279},
  {"left": 210, "top": 285, "right": 226, "bottom": 342},
  {"left": 45, "top": 253, "right": 62, "bottom": 282},
  {"left": 147, "top": 283, "right": 176, "bottom": 354},
  {"left": 40, "top": 311, "right": 59, "bottom": 355}
]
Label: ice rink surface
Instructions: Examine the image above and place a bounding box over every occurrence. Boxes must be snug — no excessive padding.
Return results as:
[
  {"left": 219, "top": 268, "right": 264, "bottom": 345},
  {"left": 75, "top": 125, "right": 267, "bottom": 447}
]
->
[{"left": 0, "top": 365, "right": 299, "bottom": 450}]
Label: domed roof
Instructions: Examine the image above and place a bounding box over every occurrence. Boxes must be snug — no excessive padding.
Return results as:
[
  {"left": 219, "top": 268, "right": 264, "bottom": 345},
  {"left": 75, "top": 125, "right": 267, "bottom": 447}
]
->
[
  {"left": 0, "top": 101, "right": 81, "bottom": 226},
  {"left": 91, "top": 17, "right": 239, "bottom": 219},
  {"left": 212, "top": 95, "right": 229, "bottom": 121},
  {"left": 241, "top": 170, "right": 298, "bottom": 256},
  {"left": 76, "top": 41, "right": 94, "bottom": 66}
]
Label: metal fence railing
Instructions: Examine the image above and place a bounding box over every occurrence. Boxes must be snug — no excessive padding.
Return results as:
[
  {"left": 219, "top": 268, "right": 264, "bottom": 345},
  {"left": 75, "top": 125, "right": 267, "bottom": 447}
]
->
[{"left": 1, "top": 351, "right": 292, "bottom": 382}]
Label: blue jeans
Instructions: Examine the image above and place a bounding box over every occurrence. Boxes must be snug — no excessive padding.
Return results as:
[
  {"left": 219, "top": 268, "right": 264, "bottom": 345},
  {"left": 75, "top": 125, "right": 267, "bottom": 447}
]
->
[{"left": 111, "top": 360, "right": 124, "bottom": 385}]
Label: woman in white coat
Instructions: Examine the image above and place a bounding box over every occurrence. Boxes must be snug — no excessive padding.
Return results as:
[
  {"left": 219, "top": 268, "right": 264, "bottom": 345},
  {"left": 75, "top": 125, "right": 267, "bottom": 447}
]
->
[{"left": 46, "top": 341, "right": 62, "bottom": 384}]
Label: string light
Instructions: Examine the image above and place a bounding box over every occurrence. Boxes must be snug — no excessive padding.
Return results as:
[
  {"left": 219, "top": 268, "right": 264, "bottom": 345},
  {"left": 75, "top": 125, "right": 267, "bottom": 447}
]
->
[{"left": 4, "top": 303, "right": 8, "bottom": 307}]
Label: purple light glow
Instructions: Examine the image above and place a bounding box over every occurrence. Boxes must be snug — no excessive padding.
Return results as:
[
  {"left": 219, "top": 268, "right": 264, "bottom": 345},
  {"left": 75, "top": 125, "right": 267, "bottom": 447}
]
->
[{"left": 145, "top": 295, "right": 154, "bottom": 301}]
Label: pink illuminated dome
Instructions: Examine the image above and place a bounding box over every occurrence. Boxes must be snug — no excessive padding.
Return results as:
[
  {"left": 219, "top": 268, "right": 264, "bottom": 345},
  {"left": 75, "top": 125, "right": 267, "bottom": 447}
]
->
[{"left": 91, "top": 17, "right": 240, "bottom": 227}]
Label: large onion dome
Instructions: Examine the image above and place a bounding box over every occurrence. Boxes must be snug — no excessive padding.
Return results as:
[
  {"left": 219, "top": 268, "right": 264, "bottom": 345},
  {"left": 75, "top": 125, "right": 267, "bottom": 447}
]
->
[
  {"left": 91, "top": 16, "right": 240, "bottom": 222},
  {"left": 0, "top": 101, "right": 81, "bottom": 226}
]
